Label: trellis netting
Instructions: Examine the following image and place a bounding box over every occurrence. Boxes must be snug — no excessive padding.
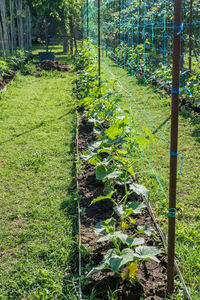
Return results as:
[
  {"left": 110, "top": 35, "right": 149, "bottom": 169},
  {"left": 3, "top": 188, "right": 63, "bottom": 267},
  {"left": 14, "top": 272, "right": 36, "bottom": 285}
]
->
[{"left": 82, "top": 0, "right": 200, "bottom": 296}]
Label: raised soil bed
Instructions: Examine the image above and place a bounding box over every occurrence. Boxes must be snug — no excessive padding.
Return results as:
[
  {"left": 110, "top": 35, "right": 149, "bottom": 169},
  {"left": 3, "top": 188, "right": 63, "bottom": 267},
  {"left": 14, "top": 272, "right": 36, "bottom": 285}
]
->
[{"left": 77, "top": 111, "right": 169, "bottom": 300}]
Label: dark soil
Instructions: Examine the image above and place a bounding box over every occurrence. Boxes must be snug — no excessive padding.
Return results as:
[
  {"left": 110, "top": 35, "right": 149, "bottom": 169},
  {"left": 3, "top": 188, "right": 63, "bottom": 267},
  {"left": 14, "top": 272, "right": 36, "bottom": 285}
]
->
[
  {"left": 37, "top": 60, "right": 70, "bottom": 72},
  {"left": 0, "top": 72, "right": 15, "bottom": 90},
  {"left": 77, "top": 111, "right": 168, "bottom": 299},
  {"left": 0, "top": 55, "right": 32, "bottom": 91}
]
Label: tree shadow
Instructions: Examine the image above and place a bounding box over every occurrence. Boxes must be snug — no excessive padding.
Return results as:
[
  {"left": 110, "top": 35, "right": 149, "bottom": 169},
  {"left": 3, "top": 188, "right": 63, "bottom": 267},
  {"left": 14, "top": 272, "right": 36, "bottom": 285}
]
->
[
  {"left": 59, "top": 125, "right": 80, "bottom": 298},
  {"left": 0, "top": 111, "right": 74, "bottom": 146}
]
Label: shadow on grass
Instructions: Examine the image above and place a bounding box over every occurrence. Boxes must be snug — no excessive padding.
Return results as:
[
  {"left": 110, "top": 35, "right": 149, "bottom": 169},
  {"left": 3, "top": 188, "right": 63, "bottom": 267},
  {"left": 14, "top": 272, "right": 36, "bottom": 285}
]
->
[
  {"left": 59, "top": 126, "right": 80, "bottom": 298},
  {"left": 0, "top": 111, "right": 74, "bottom": 146}
]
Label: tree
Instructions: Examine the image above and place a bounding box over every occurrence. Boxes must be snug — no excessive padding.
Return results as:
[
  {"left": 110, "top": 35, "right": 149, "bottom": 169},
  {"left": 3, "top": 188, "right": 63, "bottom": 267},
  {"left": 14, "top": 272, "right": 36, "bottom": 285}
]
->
[{"left": 23, "top": 0, "right": 82, "bottom": 52}]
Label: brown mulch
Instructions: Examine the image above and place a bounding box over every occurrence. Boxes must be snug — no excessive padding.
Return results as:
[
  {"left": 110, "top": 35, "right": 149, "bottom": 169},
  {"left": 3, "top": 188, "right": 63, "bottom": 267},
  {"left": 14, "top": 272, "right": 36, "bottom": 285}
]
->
[{"left": 37, "top": 60, "right": 70, "bottom": 72}]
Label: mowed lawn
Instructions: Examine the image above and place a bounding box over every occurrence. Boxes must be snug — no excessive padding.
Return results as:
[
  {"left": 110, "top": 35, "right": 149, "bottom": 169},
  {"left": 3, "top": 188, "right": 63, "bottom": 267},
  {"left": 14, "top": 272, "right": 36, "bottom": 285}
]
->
[{"left": 0, "top": 50, "right": 78, "bottom": 299}]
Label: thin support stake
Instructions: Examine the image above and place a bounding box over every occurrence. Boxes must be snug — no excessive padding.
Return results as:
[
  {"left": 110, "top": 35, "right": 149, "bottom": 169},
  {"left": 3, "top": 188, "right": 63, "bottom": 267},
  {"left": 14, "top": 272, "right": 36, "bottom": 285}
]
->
[
  {"left": 87, "top": 0, "right": 89, "bottom": 41},
  {"left": 167, "top": 0, "right": 182, "bottom": 294},
  {"left": 119, "top": 0, "right": 121, "bottom": 47},
  {"left": 189, "top": 0, "right": 193, "bottom": 73},
  {"left": 98, "top": 0, "right": 101, "bottom": 88}
]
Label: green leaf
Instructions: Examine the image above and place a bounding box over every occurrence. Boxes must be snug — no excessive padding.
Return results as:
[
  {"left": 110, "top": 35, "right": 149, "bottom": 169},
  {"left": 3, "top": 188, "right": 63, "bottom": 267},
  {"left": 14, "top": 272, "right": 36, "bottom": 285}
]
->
[
  {"left": 109, "top": 248, "right": 135, "bottom": 272},
  {"left": 96, "top": 164, "right": 107, "bottom": 180},
  {"left": 88, "top": 155, "right": 102, "bottom": 166},
  {"left": 128, "top": 166, "right": 135, "bottom": 177},
  {"left": 98, "top": 231, "right": 128, "bottom": 244},
  {"left": 134, "top": 246, "right": 162, "bottom": 263},
  {"left": 97, "top": 147, "right": 112, "bottom": 154},
  {"left": 115, "top": 202, "right": 146, "bottom": 217},
  {"left": 86, "top": 249, "right": 117, "bottom": 278},
  {"left": 129, "top": 183, "right": 149, "bottom": 200},
  {"left": 137, "top": 225, "right": 154, "bottom": 237},
  {"left": 126, "top": 202, "right": 146, "bottom": 214},
  {"left": 126, "top": 237, "right": 145, "bottom": 247},
  {"left": 106, "top": 171, "right": 123, "bottom": 180},
  {"left": 90, "top": 191, "right": 115, "bottom": 205},
  {"left": 94, "top": 218, "right": 116, "bottom": 236}
]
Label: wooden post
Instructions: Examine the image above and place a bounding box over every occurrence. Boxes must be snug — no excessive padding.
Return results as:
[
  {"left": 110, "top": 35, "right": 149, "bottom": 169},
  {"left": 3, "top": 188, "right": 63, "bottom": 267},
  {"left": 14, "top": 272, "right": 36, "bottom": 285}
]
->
[
  {"left": 98, "top": 0, "right": 101, "bottom": 88},
  {"left": 118, "top": 0, "right": 121, "bottom": 47},
  {"left": 139, "top": 0, "right": 141, "bottom": 44},
  {"left": 69, "top": 16, "right": 73, "bottom": 55},
  {"left": 16, "top": 0, "right": 23, "bottom": 49},
  {"left": 87, "top": 0, "right": 89, "bottom": 41},
  {"left": 189, "top": 0, "right": 193, "bottom": 74},
  {"left": 0, "top": 22, "right": 6, "bottom": 58},
  {"left": 167, "top": 0, "right": 182, "bottom": 294},
  {"left": 45, "top": 17, "right": 48, "bottom": 52},
  {"left": 28, "top": 6, "right": 32, "bottom": 48},
  {"left": 10, "top": 0, "right": 15, "bottom": 52},
  {"left": 0, "top": 0, "right": 10, "bottom": 55}
]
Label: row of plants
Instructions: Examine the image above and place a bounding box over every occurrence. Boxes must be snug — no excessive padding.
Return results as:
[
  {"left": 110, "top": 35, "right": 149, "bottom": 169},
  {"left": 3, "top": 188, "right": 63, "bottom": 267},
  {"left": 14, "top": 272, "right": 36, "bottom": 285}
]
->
[
  {"left": 109, "top": 42, "right": 200, "bottom": 112},
  {"left": 0, "top": 49, "right": 31, "bottom": 82},
  {"left": 74, "top": 42, "right": 173, "bottom": 297}
]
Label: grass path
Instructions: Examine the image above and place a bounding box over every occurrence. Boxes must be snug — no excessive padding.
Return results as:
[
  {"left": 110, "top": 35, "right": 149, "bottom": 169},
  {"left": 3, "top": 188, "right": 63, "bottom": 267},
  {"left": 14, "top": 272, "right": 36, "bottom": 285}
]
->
[
  {"left": 101, "top": 54, "right": 200, "bottom": 299},
  {"left": 0, "top": 49, "right": 78, "bottom": 299}
]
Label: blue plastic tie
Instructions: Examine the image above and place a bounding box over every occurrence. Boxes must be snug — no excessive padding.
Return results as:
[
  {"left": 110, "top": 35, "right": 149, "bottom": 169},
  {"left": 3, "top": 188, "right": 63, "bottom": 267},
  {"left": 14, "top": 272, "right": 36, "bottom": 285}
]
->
[
  {"left": 170, "top": 152, "right": 184, "bottom": 175},
  {"left": 173, "top": 23, "right": 183, "bottom": 35},
  {"left": 171, "top": 87, "right": 193, "bottom": 97},
  {"left": 179, "top": 88, "right": 193, "bottom": 97},
  {"left": 171, "top": 88, "right": 179, "bottom": 94},
  {"left": 168, "top": 208, "right": 177, "bottom": 218}
]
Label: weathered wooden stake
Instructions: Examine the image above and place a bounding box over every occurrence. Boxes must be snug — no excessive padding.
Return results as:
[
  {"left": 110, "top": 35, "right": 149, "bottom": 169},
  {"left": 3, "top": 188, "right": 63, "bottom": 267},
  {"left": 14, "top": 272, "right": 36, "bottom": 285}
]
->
[
  {"left": 98, "top": 0, "right": 101, "bottom": 88},
  {"left": 167, "top": 0, "right": 182, "bottom": 294},
  {"left": 87, "top": 0, "right": 89, "bottom": 41},
  {"left": 189, "top": 0, "right": 193, "bottom": 74}
]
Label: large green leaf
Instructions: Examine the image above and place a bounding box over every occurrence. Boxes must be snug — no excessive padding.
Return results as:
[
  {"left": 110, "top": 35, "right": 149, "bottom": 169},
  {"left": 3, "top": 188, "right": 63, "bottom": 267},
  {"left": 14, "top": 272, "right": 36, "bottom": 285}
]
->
[
  {"left": 97, "top": 147, "right": 112, "bottom": 154},
  {"left": 98, "top": 231, "right": 128, "bottom": 244},
  {"left": 134, "top": 246, "right": 162, "bottom": 263},
  {"left": 86, "top": 249, "right": 117, "bottom": 278},
  {"left": 88, "top": 155, "right": 102, "bottom": 166},
  {"left": 126, "top": 237, "right": 145, "bottom": 247},
  {"left": 109, "top": 248, "right": 135, "bottom": 272},
  {"left": 129, "top": 183, "right": 149, "bottom": 200},
  {"left": 127, "top": 202, "right": 146, "bottom": 214},
  {"left": 87, "top": 247, "right": 135, "bottom": 277},
  {"left": 106, "top": 171, "right": 123, "bottom": 180},
  {"left": 96, "top": 164, "right": 107, "bottom": 180},
  {"left": 115, "top": 202, "right": 146, "bottom": 217},
  {"left": 137, "top": 225, "right": 154, "bottom": 237},
  {"left": 90, "top": 191, "right": 115, "bottom": 205},
  {"left": 89, "top": 141, "right": 102, "bottom": 151},
  {"left": 94, "top": 218, "right": 116, "bottom": 236}
]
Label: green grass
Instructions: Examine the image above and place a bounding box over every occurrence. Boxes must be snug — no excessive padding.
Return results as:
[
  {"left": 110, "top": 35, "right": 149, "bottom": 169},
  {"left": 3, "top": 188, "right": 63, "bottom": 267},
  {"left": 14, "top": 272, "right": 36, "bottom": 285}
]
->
[
  {"left": 101, "top": 53, "right": 200, "bottom": 299},
  {"left": 0, "top": 46, "right": 79, "bottom": 299}
]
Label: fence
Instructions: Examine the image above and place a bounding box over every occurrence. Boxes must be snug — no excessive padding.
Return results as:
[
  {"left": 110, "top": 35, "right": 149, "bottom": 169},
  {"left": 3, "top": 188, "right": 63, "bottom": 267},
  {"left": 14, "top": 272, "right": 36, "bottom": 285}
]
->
[
  {"left": 82, "top": 0, "right": 200, "bottom": 297},
  {"left": 0, "top": 0, "right": 32, "bottom": 58}
]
